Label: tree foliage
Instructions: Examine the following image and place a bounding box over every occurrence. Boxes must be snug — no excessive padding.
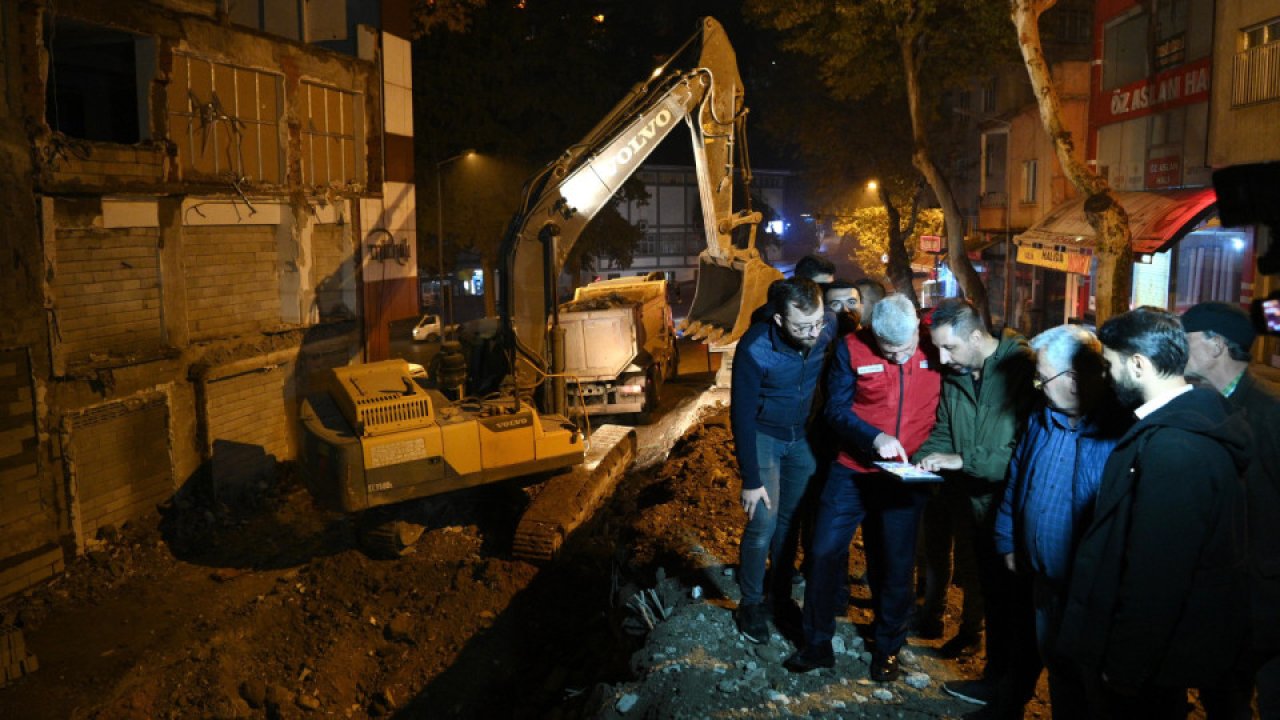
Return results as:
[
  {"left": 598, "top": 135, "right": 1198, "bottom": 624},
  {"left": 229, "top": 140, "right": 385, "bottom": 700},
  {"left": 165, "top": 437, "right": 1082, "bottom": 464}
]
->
[
  {"left": 744, "top": 0, "right": 1017, "bottom": 323},
  {"left": 838, "top": 206, "right": 943, "bottom": 281}
]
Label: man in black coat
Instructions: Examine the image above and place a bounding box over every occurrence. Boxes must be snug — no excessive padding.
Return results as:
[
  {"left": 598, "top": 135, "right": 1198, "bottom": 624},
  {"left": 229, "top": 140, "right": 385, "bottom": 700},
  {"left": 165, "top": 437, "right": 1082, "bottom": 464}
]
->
[{"left": 1057, "top": 307, "right": 1250, "bottom": 719}]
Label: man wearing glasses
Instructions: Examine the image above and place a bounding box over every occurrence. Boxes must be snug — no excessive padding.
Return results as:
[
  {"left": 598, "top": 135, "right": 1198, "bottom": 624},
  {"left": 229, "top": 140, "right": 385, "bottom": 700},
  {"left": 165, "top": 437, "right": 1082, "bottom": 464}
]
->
[
  {"left": 989, "top": 324, "right": 1127, "bottom": 719},
  {"left": 730, "top": 277, "right": 836, "bottom": 644},
  {"left": 784, "top": 293, "right": 942, "bottom": 682}
]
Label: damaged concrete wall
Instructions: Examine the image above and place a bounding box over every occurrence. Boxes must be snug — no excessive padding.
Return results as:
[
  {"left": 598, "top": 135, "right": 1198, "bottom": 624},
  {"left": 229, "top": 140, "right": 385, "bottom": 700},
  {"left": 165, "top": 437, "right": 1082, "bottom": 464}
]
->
[{"left": 0, "top": 0, "right": 417, "bottom": 598}]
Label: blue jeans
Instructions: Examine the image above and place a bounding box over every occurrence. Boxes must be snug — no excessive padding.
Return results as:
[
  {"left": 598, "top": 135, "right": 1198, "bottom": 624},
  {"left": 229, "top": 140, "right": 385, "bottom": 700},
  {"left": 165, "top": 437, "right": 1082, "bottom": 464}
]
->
[
  {"left": 801, "top": 462, "right": 928, "bottom": 655},
  {"left": 737, "top": 431, "right": 816, "bottom": 607}
]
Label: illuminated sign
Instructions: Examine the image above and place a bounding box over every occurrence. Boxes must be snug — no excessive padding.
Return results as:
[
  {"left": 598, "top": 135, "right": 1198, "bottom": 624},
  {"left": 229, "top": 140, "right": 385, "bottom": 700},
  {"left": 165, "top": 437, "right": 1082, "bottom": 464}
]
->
[
  {"left": 1096, "top": 56, "right": 1211, "bottom": 125},
  {"left": 1017, "top": 245, "right": 1093, "bottom": 274}
]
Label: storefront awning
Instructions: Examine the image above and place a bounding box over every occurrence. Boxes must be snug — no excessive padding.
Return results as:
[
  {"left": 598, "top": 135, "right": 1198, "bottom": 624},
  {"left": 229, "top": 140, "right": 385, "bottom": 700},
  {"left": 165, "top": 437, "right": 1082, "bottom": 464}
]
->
[{"left": 1013, "top": 188, "right": 1218, "bottom": 261}]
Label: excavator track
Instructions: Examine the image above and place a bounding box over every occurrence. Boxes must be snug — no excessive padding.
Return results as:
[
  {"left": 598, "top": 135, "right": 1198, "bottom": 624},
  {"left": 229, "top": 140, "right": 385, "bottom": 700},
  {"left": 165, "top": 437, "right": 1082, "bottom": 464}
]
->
[{"left": 512, "top": 424, "right": 637, "bottom": 562}]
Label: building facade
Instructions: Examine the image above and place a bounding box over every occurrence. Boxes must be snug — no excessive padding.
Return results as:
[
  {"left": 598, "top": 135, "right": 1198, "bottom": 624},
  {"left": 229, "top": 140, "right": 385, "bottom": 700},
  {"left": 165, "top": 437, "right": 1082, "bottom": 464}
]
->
[
  {"left": 0, "top": 0, "right": 417, "bottom": 597},
  {"left": 1012, "top": 0, "right": 1279, "bottom": 366},
  {"left": 577, "top": 165, "right": 791, "bottom": 293}
]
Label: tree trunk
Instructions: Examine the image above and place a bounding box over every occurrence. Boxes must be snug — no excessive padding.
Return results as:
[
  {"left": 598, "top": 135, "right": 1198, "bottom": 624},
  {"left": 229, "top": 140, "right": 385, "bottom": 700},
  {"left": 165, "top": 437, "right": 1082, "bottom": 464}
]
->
[
  {"left": 900, "top": 28, "right": 991, "bottom": 326},
  {"left": 880, "top": 185, "right": 920, "bottom": 307},
  {"left": 1011, "top": 0, "right": 1133, "bottom": 323}
]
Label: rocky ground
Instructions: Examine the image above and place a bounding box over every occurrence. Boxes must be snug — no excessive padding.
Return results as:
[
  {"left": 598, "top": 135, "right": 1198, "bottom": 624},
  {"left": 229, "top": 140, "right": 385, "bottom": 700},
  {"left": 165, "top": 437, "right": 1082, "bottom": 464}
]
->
[{"left": 8, "top": 358, "right": 1207, "bottom": 719}]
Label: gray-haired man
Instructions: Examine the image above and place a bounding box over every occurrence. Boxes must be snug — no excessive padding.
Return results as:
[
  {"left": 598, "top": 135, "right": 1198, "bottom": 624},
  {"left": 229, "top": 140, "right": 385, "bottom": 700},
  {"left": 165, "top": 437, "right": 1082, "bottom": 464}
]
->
[{"left": 784, "top": 294, "right": 942, "bottom": 682}]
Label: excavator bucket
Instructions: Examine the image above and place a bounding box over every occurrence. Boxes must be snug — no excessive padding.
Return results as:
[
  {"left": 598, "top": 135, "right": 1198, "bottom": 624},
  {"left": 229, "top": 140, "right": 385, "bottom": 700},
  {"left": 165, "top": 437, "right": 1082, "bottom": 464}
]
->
[{"left": 680, "top": 250, "right": 782, "bottom": 345}]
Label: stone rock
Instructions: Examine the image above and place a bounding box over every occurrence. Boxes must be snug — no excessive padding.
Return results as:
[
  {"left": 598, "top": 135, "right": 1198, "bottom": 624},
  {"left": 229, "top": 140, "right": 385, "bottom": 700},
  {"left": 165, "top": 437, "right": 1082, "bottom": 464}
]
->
[
  {"left": 238, "top": 679, "right": 266, "bottom": 709},
  {"left": 872, "top": 687, "right": 894, "bottom": 702},
  {"left": 904, "top": 672, "right": 931, "bottom": 689},
  {"left": 616, "top": 693, "right": 639, "bottom": 713},
  {"left": 385, "top": 613, "right": 414, "bottom": 642},
  {"left": 264, "top": 683, "right": 293, "bottom": 710},
  {"left": 296, "top": 693, "right": 321, "bottom": 711},
  {"left": 831, "top": 635, "right": 847, "bottom": 654}
]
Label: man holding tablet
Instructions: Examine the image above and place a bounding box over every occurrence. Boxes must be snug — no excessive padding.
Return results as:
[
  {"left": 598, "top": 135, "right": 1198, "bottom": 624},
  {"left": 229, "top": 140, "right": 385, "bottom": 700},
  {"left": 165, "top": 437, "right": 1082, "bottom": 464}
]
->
[{"left": 784, "top": 293, "right": 941, "bottom": 682}]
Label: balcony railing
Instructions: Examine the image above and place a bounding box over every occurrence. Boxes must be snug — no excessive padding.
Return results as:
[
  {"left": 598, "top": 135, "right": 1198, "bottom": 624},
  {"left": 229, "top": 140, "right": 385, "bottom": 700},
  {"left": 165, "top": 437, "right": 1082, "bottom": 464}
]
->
[{"left": 1233, "top": 42, "right": 1280, "bottom": 106}]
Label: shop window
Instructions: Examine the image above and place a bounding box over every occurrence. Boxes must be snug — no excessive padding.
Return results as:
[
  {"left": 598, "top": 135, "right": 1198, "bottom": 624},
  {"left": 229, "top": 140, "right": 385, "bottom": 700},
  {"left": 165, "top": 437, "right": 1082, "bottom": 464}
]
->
[
  {"left": 44, "top": 18, "right": 152, "bottom": 143},
  {"left": 1021, "top": 159, "right": 1039, "bottom": 204},
  {"left": 1233, "top": 17, "right": 1280, "bottom": 106},
  {"left": 300, "top": 82, "right": 363, "bottom": 187},
  {"left": 168, "top": 54, "right": 283, "bottom": 183},
  {"left": 1173, "top": 229, "right": 1250, "bottom": 311}
]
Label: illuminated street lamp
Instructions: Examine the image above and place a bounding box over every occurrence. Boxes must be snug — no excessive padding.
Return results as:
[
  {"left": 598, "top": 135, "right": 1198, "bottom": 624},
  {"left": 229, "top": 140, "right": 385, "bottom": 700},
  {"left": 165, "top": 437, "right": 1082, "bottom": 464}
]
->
[{"left": 436, "top": 149, "right": 474, "bottom": 323}]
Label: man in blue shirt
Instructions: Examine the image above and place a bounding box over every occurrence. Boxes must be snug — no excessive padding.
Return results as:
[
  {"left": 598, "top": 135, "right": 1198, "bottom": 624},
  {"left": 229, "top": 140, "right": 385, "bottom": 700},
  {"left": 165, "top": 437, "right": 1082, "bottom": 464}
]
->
[
  {"left": 731, "top": 277, "right": 836, "bottom": 643},
  {"left": 990, "top": 324, "right": 1127, "bottom": 719}
]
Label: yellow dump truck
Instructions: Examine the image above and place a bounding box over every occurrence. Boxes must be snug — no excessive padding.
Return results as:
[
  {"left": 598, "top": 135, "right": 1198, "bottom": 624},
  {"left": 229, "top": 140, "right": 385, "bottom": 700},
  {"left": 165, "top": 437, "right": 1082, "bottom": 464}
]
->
[{"left": 559, "top": 273, "right": 678, "bottom": 420}]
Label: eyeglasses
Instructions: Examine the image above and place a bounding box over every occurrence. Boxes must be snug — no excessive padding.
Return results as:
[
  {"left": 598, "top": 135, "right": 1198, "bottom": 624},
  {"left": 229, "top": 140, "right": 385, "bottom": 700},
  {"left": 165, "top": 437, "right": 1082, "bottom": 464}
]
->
[
  {"left": 1033, "top": 369, "right": 1073, "bottom": 390},
  {"left": 785, "top": 318, "right": 827, "bottom": 335}
]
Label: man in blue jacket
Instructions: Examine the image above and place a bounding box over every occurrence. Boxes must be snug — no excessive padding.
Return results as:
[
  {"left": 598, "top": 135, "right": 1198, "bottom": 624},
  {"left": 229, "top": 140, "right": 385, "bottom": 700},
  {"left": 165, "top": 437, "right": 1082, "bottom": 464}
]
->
[
  {"left": 991, "top": 324, "right": 1127, "bottom": 719},
  {"left": 731, "top": 277, "right": 836, "bottom": 643}
]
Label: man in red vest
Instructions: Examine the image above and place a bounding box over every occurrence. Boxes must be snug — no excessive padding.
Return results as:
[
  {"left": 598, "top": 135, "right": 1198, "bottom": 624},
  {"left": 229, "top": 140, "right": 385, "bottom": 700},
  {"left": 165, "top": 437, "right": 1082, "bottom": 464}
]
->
[{"left": 784, "top": 293, "right": 942, "bottom": 681}]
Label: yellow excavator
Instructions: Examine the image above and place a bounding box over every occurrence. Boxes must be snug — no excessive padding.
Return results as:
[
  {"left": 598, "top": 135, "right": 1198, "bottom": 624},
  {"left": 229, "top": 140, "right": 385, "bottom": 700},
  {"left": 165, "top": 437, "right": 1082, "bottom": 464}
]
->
[{"left": 299, "top": 17, "right": 780, "bottom": 560}]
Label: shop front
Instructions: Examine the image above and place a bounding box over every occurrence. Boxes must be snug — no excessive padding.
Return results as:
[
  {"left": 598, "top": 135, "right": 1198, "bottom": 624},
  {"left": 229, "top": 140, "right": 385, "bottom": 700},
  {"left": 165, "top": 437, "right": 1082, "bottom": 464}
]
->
[{"left": 1012, "top": 187, "right": 1251, "bottom": 329}]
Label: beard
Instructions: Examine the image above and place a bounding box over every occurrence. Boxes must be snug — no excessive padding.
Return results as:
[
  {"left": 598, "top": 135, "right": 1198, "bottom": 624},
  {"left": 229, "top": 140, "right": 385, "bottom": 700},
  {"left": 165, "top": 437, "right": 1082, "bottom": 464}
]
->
[
  {"left": 783, "top": 331, "right": 819, "bottom": 351},
  {"left": 1111, "top": 375, "right": 1145, "bottom": 409}
]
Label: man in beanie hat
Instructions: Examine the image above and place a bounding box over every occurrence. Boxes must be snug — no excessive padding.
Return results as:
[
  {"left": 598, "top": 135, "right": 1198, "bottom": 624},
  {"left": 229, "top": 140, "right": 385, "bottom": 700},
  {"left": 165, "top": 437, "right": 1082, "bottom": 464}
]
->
[{"left": 1183, "top": 301, "right": 1280, "bottom": 717}]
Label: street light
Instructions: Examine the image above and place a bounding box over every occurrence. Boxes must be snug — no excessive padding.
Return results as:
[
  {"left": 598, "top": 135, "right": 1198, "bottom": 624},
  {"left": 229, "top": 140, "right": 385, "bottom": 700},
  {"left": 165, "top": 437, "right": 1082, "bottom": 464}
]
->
[{"left": 436, "top": 149, "right": 475, "bottom": 324}]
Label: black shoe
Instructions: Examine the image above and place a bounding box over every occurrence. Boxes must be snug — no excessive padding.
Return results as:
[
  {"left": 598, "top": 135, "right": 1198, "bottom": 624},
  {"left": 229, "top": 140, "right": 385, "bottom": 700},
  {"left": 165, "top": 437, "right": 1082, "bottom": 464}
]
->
[
  {"left": 870, "top": 652, "right": 900, "bottom": 682},
  {"left": 943, "top": 679, "right": 995, "bottom": 706},
  {"left": 938, "top": 631, "right": 982, "bottom": 659},
  {"left": 783, "top": 644, "right": 834, "bottom": 673},
  {"left": 735, "top": 603, "right": 769, "bottom": 644},
  {"left": 910, "top": 615, "right": 944, "bottom": 640}
]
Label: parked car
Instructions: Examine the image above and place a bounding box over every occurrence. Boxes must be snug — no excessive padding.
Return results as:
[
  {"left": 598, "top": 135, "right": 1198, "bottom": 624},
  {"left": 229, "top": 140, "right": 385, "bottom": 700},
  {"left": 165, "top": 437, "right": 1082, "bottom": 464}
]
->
[{"left": 411, "top": 313, "right": 444, "bottom": 342}]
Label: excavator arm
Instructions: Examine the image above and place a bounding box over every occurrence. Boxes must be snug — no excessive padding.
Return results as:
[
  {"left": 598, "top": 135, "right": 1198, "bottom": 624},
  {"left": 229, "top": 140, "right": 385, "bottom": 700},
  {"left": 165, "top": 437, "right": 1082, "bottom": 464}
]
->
[{"left": 500, "top": 17, "right": 780, "bottom": 406}]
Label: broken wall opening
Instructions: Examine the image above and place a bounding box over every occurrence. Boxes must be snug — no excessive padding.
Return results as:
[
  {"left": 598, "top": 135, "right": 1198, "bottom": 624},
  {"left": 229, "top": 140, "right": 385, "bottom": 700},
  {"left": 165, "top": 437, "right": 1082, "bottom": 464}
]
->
[{"left": 44, "top": 17, "right": 153, "bottom": 144}]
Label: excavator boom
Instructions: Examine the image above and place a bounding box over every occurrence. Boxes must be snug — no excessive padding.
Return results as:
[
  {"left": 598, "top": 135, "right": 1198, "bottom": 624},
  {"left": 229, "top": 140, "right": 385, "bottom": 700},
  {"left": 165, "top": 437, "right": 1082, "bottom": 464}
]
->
[{"left": 500, "top": 17, "right": 780, "bottom": 401}]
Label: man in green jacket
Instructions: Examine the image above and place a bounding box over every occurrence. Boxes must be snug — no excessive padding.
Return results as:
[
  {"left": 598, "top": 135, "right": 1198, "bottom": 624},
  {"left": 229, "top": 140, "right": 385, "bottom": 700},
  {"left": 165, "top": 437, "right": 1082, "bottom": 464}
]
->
[{"left": 914, "top": 298, "right": 1036, "bottom": 708}]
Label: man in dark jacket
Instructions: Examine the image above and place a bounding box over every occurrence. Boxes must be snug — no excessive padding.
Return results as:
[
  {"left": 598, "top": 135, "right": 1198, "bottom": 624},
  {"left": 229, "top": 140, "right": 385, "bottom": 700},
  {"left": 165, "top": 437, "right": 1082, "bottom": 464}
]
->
[
  {"left": 915, "top": 298, "right": 1036, "bottom": 706},
  {"left": 1059, "top": 307, "right": 1250, "bottom": 719},
  {"left": 1182, "top": 301, "right": 1280, "bottom": 717},
  {"left": 783, "top": 293, "right": 942, "bottom": 680},
  {"left": 731, "top": 277, "right": 836, "bottom": 644}
]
